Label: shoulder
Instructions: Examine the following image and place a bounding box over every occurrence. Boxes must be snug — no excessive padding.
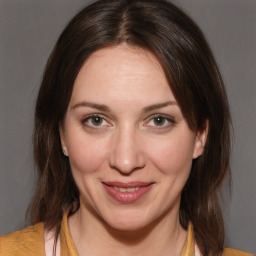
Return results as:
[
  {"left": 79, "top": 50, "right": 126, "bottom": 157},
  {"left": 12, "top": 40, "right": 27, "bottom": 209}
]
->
[
  {"left": 0, "top": 222, "right": 45, "bottom": 256},
  {"left": 223, "top": 248, "right": 254, "bottom": 256}
]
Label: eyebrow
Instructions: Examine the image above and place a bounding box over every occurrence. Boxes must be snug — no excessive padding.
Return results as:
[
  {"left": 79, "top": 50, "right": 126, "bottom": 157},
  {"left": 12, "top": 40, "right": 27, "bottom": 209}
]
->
[
  {"left": 71, "top": 100, "right": 177, "bottom": 112},
  {"left": 71, "top": 102, "right": 110, "bottom": 111},
  {"left": 142, "top": 101, "right": 177, "bottom": 112}
]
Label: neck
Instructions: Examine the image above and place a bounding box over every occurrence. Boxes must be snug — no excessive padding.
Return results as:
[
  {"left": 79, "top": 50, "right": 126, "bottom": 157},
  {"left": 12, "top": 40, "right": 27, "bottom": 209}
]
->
[{"left": 68, "top": 203, "right": 187, "bottom": 256}]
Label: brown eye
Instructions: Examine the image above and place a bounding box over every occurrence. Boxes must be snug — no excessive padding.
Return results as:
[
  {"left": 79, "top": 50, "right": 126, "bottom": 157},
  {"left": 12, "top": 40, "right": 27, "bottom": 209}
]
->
[
  {"left": 153, "top": 116, "right": 165, "bottom": 126},
  {"left": 91, "top": 116, "right": 103, "bottom": 126},
  {"left": 82, "top": 114, "right": 109, "bottom": 128},
  {"left": 145, "top": 114, "right": 175, "bottom": 129}
]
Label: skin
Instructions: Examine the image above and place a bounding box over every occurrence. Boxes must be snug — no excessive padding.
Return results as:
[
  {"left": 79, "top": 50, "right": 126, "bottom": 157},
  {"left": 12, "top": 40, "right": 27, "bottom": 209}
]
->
[{"left": 59, "top": 45, "right": 208, "bottom": 256}]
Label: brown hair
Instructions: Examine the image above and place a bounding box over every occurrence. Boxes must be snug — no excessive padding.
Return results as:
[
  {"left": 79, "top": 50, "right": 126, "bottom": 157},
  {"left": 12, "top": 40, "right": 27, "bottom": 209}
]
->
[{"left": 29, "top": 0, "right": 231, "bottom": 255}]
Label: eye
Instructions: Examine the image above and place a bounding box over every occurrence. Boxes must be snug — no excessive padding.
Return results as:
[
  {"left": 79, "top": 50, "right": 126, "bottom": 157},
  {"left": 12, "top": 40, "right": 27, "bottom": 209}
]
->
[
  {"left": 82, "top": 114, "right": 110, "bottom": 128},
  {"left": 145, "top": 115, "right": 175, "bottom": 128}
]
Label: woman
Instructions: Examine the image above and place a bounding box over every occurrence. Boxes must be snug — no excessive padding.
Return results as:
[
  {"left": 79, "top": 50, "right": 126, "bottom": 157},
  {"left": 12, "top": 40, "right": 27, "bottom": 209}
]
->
[{"left": 0, "top": 0, "right": 253, "bottom": 255}]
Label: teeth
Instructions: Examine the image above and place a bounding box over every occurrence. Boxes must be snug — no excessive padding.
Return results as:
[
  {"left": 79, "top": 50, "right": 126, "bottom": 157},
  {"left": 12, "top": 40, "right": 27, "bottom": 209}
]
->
[{"left": 114, "top": 187, "right": 139, "bottom": 192}]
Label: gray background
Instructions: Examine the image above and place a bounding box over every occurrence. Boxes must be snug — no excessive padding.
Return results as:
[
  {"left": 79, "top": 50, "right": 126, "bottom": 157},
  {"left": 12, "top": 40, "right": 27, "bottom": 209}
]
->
[{"left": 0, "top": 0, "right": 255, "bottom": 254}]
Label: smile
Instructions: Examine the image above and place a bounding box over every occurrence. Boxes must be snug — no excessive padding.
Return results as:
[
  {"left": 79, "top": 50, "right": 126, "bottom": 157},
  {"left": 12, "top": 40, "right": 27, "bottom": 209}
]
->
[
  {"left": 114, "top": 187, "right": 139, "bottom": 192},
  {"left": 102, "top": 181, "right": 154, "bottom": 204}
]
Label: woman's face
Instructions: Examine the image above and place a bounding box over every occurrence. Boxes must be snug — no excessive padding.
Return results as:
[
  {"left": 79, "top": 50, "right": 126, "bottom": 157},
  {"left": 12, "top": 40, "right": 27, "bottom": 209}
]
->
[{"left": 60, "top": 45, "right": 207, "bottom": 231}]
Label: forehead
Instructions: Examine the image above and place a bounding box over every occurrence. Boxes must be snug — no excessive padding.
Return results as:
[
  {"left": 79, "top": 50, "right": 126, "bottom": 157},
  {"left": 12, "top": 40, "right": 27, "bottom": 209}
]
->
[{"left": 70, "top": 45, "right": 176, "bottom": 107}]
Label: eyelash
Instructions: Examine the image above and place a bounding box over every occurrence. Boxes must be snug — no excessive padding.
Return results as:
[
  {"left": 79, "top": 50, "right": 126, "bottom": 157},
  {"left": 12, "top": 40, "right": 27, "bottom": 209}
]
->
[
  {"left": 145, "top": 114, "right": 175, "bottom": 129},
  {"left": 81, "top": 114, "right": 111, "bottom": 129},
  {"left": 81, "top": 114, "right": 175, "bottom": 129}
]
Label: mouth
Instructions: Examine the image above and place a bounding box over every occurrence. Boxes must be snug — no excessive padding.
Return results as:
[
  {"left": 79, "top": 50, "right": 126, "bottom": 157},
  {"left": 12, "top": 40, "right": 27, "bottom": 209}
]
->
[
  {"left": 102, "top": 181, "right": 154, "bottom": 203},
  {"left": 114, "top": 187, "right": 140, "bottom": 192}
]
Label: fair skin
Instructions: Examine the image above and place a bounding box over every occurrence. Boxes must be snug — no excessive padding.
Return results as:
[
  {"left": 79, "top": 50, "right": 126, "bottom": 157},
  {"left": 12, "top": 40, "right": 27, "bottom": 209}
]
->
[{"left": 59, "top": 45, "right": 208, "bottom": 256}]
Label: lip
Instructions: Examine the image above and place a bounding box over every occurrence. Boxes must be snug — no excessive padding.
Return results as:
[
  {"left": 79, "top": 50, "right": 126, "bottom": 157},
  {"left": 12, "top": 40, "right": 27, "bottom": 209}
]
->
[{"left": 102, "top": 181, "right": 154, "bottom": 204}]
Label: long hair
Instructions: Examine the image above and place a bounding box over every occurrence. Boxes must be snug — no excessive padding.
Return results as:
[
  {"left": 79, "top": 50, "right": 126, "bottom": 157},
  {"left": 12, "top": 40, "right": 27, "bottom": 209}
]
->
[{"left": 29, "top": 1, "right": 231, "bottom": 255}]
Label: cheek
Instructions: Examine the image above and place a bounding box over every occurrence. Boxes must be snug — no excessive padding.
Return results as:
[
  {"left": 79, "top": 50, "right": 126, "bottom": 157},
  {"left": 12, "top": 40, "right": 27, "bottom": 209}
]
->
[
  {"left": 145, "top": 133, "right": 196, "bottom": 176},
  {"left": 67, "top": 132, "right": 109, "bottom": 175}
]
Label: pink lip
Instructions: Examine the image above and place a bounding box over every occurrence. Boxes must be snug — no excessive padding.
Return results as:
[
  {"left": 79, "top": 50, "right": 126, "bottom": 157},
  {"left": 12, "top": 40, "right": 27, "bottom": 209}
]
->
[{"left": 102, "top": 181, "right": 154, "bottom": 204}]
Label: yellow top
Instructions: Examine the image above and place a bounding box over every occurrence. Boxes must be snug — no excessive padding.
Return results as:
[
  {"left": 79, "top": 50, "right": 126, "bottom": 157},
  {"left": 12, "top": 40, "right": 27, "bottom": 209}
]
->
[{"left": 0, "top": 211, "right": 253, "bottom": 256}]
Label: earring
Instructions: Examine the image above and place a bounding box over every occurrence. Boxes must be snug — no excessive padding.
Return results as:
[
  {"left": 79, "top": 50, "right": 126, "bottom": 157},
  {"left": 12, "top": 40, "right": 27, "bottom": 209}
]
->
[{"left": 63, "top": 148, "right": 68, "bottom": 156}]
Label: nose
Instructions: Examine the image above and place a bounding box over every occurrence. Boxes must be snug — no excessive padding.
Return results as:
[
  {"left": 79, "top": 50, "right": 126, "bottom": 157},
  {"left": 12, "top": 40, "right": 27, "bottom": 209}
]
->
[{"left": 109, "top": 126, "right": 146, "bottom": 174}]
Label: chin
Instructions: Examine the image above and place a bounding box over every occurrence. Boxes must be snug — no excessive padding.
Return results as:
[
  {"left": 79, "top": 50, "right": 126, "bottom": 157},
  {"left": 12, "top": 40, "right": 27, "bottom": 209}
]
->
[
  {"left": 102, "top": 210, "right": 154, "bottom": 232},
  {"left": 108, "top": 220, "right": 145, "bottom": 231}
]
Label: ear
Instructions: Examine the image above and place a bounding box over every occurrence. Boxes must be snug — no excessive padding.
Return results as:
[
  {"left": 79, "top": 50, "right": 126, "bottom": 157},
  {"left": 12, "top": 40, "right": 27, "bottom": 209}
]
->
[
  {"left": 59, "top": 122, "right": 69, "bottom": 156},
  {"left": 193, "top": 120, "right": 209, "bottom": 159}
]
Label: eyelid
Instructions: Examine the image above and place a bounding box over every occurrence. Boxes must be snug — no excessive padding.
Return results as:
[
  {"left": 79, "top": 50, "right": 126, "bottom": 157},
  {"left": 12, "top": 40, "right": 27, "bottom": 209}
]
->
[
  {"left": 81, "top": 114, "right": 112, "bottom": 128},
  {"left": 144, "top": 114, "right": 175, "bottom": 128}
]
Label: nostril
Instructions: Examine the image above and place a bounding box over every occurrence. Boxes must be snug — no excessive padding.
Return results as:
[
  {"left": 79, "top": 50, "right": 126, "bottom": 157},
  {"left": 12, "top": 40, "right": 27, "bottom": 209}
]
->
[
  {"left": 109, "top": 156, "right": 145, "bottom": 175},
  {"left": 108, "top": 130, "right": 146, "bottom": 174}
]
